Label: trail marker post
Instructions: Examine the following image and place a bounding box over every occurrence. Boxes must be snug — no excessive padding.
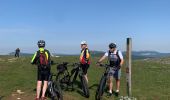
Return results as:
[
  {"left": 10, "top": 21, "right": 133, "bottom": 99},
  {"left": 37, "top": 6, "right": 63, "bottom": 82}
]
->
[{"left": 126, "top": 38, "right": 132, "bottom": 97}]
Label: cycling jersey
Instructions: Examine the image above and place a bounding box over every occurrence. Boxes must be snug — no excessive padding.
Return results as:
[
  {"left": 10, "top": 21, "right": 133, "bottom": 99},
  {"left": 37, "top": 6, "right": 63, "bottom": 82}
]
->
[
  {"left": 31, "top": 48, "right": 51, "bottom": 81},
  {"left": 80, "top": 48, "right": 90, "bottom": 64}
]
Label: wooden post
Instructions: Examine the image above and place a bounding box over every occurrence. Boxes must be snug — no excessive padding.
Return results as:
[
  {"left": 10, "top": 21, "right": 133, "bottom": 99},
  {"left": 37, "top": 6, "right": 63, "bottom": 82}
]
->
[{"left": 126, "top": 38, "right": 132, "bottom": 97}]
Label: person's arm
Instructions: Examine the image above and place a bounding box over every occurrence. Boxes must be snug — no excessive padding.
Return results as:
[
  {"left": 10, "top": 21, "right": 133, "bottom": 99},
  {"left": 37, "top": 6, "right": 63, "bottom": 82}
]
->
[
  {"left": 97, "top": 55, "right": 107, "bottom": 63},
  {"left": 118, "top": 51, "right": 124, "bottom": 67},
  {"left": 47, "top": 50, "right": 51, "bottom": 65},
  {"left": 85, "top": 49, "right": 90, "bottom": 60},
  {"left": 97, "top": 52, "right": 108, "bottom": 64},
  {"left": 120, "top": 59, "right": 124, "bottom": 66},
  {"left": 31, "top": 52, "right": 37, "bottom": 64}
]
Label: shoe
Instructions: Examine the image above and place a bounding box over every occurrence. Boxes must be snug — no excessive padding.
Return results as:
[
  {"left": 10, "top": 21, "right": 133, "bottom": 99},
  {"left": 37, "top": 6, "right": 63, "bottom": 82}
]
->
[
  {"left": 35, "top": 98, "right": 40, "bottom": 100},
  {"left": 115, "top": 91, "right": 119, "bottom": 97},
  {"left": 107, "top": 91, "right": 112, "bottom": 97}
]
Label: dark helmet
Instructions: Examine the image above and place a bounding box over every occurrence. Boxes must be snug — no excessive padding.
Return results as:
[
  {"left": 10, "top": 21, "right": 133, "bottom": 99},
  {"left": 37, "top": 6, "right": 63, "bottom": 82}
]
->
[
  {"left": 109, "top": 43, "right": 116, "bottom": 49},
  {"left": 37, "top": 40, "right": 45, "bottom": 48}
]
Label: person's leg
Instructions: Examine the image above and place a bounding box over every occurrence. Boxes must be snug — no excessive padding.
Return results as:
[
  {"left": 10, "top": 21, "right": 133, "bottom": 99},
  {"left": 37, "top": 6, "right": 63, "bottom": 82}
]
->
[
  {"left": 116, "top": 79, "right": 120, "bottom": 92},
  {"left": 36, "top": 70, "right": 42, "bottom": 99},
  {"left": 84, "top": 74, "right": 88, "bottom": 83},
  {"left": 85, "top": 64, "right": 89, "bottom": 83},
  {"left": 42, "top": 81, "right": 48, "bottom": 98},
  {"left": 41, "top": 70, "right": 49, "bottom": 98},
  {"left": 82, "top": 64, "right": 89, "bottom": 83},
  {"left": 107, "top": 68, "right": 114, "bottom": 94},
  {"left": 108, "top": 76, "right": 113, "bottom": 93},
  {"left": 36, "top": 81, "right": 42, "bottom": 98},
  {"left": 17, "top": 52, "right": 19, "bottom": 57},
  {"left": 116, "top": 69, "right": 121, "bottom": 92}
]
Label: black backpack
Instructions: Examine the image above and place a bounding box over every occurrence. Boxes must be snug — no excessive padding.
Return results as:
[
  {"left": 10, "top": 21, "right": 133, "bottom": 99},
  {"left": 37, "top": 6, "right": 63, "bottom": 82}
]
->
[{"left": 108, "top": 50, "right": 121, "bottom": 66}]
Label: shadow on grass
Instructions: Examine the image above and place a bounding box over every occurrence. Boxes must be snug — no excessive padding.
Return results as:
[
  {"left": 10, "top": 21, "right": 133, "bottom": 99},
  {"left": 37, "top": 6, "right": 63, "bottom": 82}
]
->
[{"left": 89, "top": 84, "right": 99, "bottom": 90}]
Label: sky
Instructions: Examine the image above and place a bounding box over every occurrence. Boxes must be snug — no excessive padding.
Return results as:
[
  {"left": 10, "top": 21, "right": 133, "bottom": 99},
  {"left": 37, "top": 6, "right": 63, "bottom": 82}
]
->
[{"left": 0, "top": 0, "right": 170, "bottom": 54}]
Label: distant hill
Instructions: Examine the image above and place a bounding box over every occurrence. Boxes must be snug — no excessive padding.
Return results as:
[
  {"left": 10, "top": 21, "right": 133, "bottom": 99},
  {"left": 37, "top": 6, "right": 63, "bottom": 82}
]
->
[
  {"left": 52, "top": 53, "right": 79, "bottom": 57},
  {"left": 90, "top": 50, "right": 170, "bottom": 59},
  {"left": 132, "top": 51, "right": 170, "bottom": 58},
  {"left": 8, "top": 51, "right": 170, "bottom": 59},
  {"left": 9, "top": 52, "right": 33, "bottom": 56},
  {"left": 90, "top": 50, "right": 105, "bottom": 57}
]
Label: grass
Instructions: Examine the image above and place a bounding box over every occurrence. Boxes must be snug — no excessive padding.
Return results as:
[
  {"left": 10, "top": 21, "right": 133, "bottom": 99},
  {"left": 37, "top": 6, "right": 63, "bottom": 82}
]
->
[{"left": 0, "top": 56, "right": 170, "bottom": 100}]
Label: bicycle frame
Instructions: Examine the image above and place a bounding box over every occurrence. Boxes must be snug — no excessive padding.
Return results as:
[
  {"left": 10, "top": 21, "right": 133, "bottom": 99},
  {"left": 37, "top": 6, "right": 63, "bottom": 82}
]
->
[
  {"left": 101, "top": 64, "right": 117, "bottom": 78},
  {"left": 70, "top": 63, "right": 83, "bottom": 84},
  {"left": 57, "top": 63, "right": 89, "bottom": 98},
  {"left": 57, "top": 63, "right": 83, "bottom": 89}
]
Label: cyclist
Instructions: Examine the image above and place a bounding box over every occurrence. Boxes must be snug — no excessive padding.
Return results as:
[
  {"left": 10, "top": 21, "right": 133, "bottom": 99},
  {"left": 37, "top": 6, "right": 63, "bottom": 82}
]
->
[
  {"left": 15, "top": 48, "right": 20, "bottom": 57},
  {"left": 97, "top": 43, "right": 124, "bottom": 96},
  {"left": 31, "top": 40, "right": 51, "bottom": 100},
  {"left": 80, "top": 41, "right": 90, "bottom": 83}
]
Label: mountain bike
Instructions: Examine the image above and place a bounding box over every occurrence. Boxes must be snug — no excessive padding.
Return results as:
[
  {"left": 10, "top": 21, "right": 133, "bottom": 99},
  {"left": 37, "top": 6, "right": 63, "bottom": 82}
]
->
[
  {"left": 95, "top": 64, "right": 118, "bottom": 100},
  {"left": 46, "top": 73, "right": 63, "bottom": 100},
  {"left": 56, "top": 62, "right": 90, "bottom": 98}
]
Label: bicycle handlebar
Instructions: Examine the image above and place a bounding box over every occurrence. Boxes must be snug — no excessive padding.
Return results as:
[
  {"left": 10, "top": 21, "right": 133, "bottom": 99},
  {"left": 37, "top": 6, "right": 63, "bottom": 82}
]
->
[
  {"left": 71, "top": 63, "right": 80, "bottom": 66},
  {"left": 98, "top": 64, "right": 109, "bottom": 67},
  {"left": 97, "top": 63, "right": 118, "bottom": 70},
  {"left": 57, "top": 62, "right": 80, "bottom": 67}
]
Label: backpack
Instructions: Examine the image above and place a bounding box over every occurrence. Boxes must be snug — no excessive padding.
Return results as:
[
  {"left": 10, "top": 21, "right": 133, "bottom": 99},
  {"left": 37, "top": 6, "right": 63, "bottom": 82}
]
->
[
  {"left": 37, "top": 50, "right": 48, "bottom": 67},
  {"left": 108, "top": 50, "right": 121, "bottom": 67}
]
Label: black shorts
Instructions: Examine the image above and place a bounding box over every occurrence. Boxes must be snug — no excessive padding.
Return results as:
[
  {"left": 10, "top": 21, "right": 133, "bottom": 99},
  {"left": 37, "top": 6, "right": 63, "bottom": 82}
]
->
[
  {"left": 37, "top": 69, "right": 50, "bottom": 81},
  {"left": 81, "top": 64, "right": 89, "bottom": 75}
]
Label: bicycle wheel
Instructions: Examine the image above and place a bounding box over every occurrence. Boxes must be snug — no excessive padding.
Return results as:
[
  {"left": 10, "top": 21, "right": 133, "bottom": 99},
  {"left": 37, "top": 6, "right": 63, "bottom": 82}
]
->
[
  {"left": 79, "top": 75, "right": 90, "bottom": 98},
  {"left": 95, "top": 75, "right": 107, "bottom": 100},
  {"left": 51, "top": 81, "right": 63, "bottom": 100}
]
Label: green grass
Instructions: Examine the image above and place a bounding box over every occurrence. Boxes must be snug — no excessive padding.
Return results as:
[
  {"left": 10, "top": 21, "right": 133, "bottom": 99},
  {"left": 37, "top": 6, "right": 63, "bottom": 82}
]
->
[{"left": 0, "top": 56, "right": 170, "bottom": 100}]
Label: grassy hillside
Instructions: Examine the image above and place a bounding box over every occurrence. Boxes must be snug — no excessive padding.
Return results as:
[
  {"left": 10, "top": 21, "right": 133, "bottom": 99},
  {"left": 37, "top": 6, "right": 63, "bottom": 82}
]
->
[{"left": 0, "top": 56, "right": 170, "bottom": 100}]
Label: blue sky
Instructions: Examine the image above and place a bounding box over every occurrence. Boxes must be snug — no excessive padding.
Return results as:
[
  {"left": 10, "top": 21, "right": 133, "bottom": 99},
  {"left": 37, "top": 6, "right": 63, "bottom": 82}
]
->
[{"left": 0, "top": 0, "right": 170, "bottom": 54}]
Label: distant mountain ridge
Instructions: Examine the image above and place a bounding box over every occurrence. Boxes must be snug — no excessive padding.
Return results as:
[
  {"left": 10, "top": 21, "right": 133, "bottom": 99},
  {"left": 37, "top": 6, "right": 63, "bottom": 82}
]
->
[
  {"left": 132, "top": 51, "right": 170, "bottom": 58},
  {"left": 8, "top": 51, "right": 170, "bottom": 59},
  {"left": 90, "top": 50, "right": 170, "bottom": 59},
  {"left": 9, "top": 52, "right": 33, "bottom": 56}
]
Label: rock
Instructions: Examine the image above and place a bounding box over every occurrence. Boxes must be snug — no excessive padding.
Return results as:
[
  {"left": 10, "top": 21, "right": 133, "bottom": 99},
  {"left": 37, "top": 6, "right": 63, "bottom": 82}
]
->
[{"left": 17, "top": 90, "right": 24, "bottom": 94}]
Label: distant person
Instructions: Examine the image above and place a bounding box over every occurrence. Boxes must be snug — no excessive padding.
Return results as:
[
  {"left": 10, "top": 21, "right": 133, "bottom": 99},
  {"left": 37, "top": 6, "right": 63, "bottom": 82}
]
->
[
  {"left": 15, "top": 48, "right": 20, "bottom": 57},
  {"left": 80, "top": 41, "right": 90, "bottom": 83},
  {"left": 31, "top": 40, "right": 51, "bottom": 100},
  {"left": 97, "top": 43, "right": 124, "bottom": 96}
]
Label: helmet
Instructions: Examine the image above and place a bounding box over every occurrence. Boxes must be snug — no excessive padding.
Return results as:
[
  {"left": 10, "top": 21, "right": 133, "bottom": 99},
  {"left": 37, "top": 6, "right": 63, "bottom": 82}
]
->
[
  {"left": 37, "top": 40, "right": 45, "bottom": 47},
  {"left": 109, "top": 43, "right": 116, "bottom": 49},
  {"left": 81, "top": 41, "right": 87, "bottom": 45}
]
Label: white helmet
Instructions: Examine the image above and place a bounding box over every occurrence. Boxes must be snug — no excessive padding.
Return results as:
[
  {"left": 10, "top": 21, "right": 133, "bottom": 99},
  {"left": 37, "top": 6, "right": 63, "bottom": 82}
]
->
[{"left": 81, "top": 41, "right": 87, "bottom": 45}]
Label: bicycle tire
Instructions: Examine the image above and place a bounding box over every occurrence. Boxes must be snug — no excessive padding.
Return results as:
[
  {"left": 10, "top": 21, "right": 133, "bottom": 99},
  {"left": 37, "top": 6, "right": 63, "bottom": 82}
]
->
[
  {"left": 79, "top": 75, "right": 90, "bottom": 98},
  {"left": 52, "top": 81, "right": 63, "bottom": 100},
  {"left": 95, "top": 75, "right": 107, "bottom": 100}
]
